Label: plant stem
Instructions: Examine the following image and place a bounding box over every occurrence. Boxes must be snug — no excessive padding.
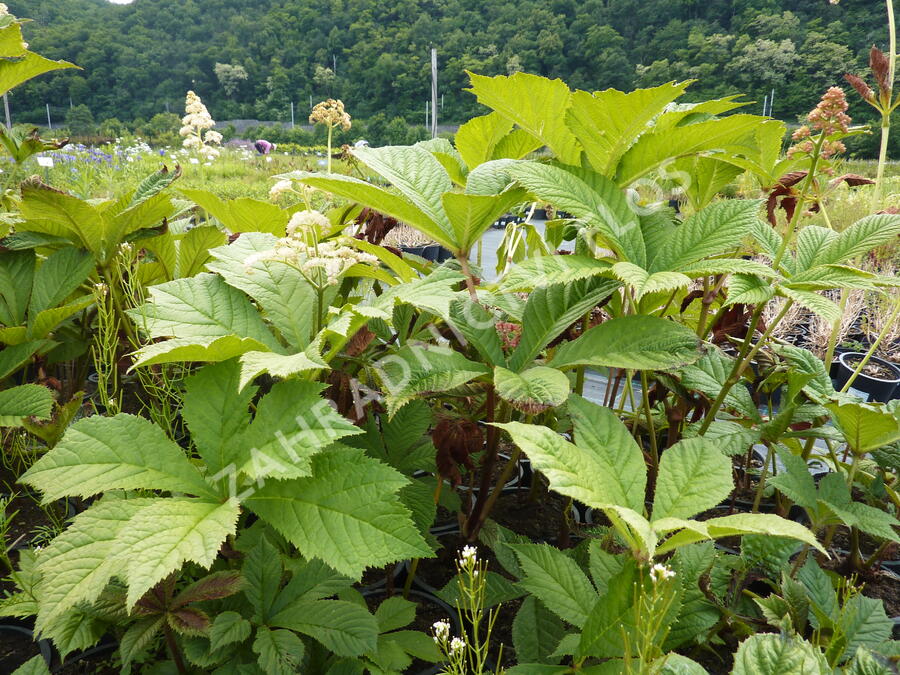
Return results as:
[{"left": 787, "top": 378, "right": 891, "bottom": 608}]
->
[
  {"left": 326, "top": 124, "right": 333, "bottom": 174},
  {"left": 457, "top": 254, "right": 479, "bottom": 302},
  {"left": 163, "top": 624, "right": 189, "bottom": 675},
  {"left": 698, "top": 299, "right": 794, "bottom": 434},
  {"left": 873, "top": 0, "right": 897, "bottom": 209},
  {"left": 823, "top": 289, "right": 848, "bottom": 369},
  {"left": 840, "top": 299, "right": 900, "bottom": 392},
  {"left": 640, "top": 370, "right": 659, "bottom": 480}
]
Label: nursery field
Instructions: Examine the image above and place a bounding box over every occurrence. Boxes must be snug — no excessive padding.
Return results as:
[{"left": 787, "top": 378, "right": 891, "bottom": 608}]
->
[{"left": 1, "top": 5, "right": 900, "bottom": 675}]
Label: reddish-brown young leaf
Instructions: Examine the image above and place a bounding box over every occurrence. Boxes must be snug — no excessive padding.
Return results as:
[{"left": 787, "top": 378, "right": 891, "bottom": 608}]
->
[
  {"left": 168, "top": 606, "right": 211, "bottom": 636},
  {"left": 829, "top": 173, "right": 875, "bottom": 189},
  {"left": 680, "top": 289, "right": 705, "bottom": 314},
  {"left": 172, "top": 571, "right": 243, "bottom": 609},
  {"left": 433, "top": 417, "right": 482, "bottom": 487},
  {"left": 355, "top": 207, "right": 400, "bottom": 245}
]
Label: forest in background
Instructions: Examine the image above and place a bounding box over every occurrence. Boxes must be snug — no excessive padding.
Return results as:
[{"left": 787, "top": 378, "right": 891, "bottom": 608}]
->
[{"left": 5, "top": 0, "right": 898, "bottom": 154}]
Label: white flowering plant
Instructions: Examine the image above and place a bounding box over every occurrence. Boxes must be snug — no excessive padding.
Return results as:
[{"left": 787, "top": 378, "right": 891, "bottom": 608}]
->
[
  {"left": 179, "top": 90, "right": 222, "bottom": 156},
  {"left": 432, "top": 546, "right": 505, "bottom": 675}
]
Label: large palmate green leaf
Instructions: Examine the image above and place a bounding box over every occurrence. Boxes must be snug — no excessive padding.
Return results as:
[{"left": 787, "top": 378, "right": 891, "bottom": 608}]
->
[
  {"left": 181, "top": 188, "right": 288, "bottom": 236},
  {"left": 615, "top": 114, "right": 768, "bottom": 187},
  {"left": 246, "top": 448, "right": 432, "bottom": 577},
  {"left": 811, "top": 213, "right": 900, "bottom": 267},
  {"left": 237, "top": 349, "right": 327, "bottom": 391},
  {"left": 206, "top": 232, "right": 318, "bottom": 350},
  {"left": 496, "top": 255, "right": 611, "bottom": 292},
  {"left": 549, "top": 315, "right": 703, "bottom": 371},
  {"left": 128, "top": 272, "right": 280, "bottom": 350},
  {"left": 510, "top": 543, "right": 596, "bottom": 628},
  {"left": 284, "top": 171, "right": 455, "bottom": 250},
  {"left": 0, "top": 50, "right": 78, "bottom": 97},
  {"left": 270, "top": 599, "right": 379, "bottom": 657},
  {"left": 20, "top": 413, "right": 215, "bottom": 502},
  {"left": 0, "top": 384, "right": 53, "bottom": 426},
  {"left": 182, "top": 360, "right": 257, "bottom": 476},
  {"left": 235, "top": 380, "right": 362, "bottom": 480},
  {"left": 33, "top": 497, "right": 153, "bottom": 632},
  {"left": 651, "top": 438, "right": 732, "bottom": 522},
  {"left": 732, "top": 634, "right": 829, "bottom": 675},
  {"left": 508, "top": 276, "right": 620, "bottom": 372},
  {"left": 454, "top": 112, "right": 514, "bottom": 170},
  {"left": 676, "top": 156, "right": 745, "bottom": 211},
  {"left": 375, "top": 344, "right": 489, "bottom": 415},
  {"left": 826, "top": 401, "right": 900, "bottom": 454},
  {"left": 467, "top": 72, "right": 581, "bottom": 165},
  {"left": 495, "top": 415, "right": 642, "bottom": 513},
  {"left": 114, "top": 497, "right": 240, "bottom": 608},
  {"left": 508, "top": 161, "right": 645, "bottom": 266},
  {"left": 567, "top": 82, "right": 690, "bottom": 175},
  {"left": 494, "top": 366, "right": 569, "bottom": 415},
  {"left": 650, "top": 199, "right": 764, "bottom": 273},
  {"left": 130, "top": 334, "right": 273, "bottom": 368}
]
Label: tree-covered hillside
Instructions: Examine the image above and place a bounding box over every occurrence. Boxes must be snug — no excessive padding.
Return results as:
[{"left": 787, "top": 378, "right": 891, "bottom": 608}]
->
[{"left": 6, "top": 0, "right": 894, "bottom": 131}]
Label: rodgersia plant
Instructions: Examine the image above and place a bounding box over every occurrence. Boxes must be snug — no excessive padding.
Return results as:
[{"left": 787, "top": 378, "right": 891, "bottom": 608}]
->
[{"left": 179, "top": 90, "right": 223, "bottom": 156}]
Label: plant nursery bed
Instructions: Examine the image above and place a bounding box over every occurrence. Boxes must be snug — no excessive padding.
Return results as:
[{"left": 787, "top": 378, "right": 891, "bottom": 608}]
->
[{"left": 0, "top": 626, "right": 44, "bottom": 673}]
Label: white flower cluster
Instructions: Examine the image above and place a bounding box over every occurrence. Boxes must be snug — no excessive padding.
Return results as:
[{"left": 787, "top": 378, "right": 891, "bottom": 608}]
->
[
  {"left": 651, "top": 563, "right": 676, "bottom": 583},
  {"left": 0, "top": 4, "right": 10, "bottom": 17},
  {"left": 269, "top": 179, "right": 293, "bottom": 200},
  {"left": 180, "top": 90, "right": 222, "bottom": 155},
  {"left": 309, "top": 98, "right": 352, "bottom": 130},
  {"left": 242, "top": 213, "right": 377, "bottom": 287},
  {"left": 287, "top": 210, "right": 331, "bottom": 237},
  {"left": 449, "top": 637, "right": 466, "bottom": 655},
  {"left": 432, "top": 619, "right": 450, "bottom": 644},
  {"left": 459, "top": 545, "right": 477, "bottom": 567}
]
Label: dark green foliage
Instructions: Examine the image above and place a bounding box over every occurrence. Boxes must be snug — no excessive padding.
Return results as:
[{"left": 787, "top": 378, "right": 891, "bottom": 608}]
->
[{"left": 8, "top": 0, "right": 890, "bottom": 145}]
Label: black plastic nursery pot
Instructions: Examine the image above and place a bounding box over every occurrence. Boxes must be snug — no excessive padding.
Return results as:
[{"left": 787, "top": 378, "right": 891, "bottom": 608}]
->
[
  {"left": 400, "top": 244, "right": 454, "bottom": 263},
  {"left": 0, "top": 624, "right": 52, "bottom": 672},
  {"left": 831, "top": 352, "right": 900, "bottom": 402}
]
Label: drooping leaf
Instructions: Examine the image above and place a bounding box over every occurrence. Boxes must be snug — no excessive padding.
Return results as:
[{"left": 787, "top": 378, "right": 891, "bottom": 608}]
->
[
  {"left": 496, "top": 255, "right": 612, "bottom": 293},
  {"left": 549, "top": 315, "right": 703, "bottom": 371},
  {"left": 567, "top": 82, "right": 690, "bottom": 175},
  {"left": 826, "top": 401, "right": 900, "bottom": 454},
  {"left": 127, "top": 273, "right": 280, "bottom": 351},
  {"left": 494, "top": 366, "right": 569, "bottom": 415},
  {"left": 116, "top": 497, "right": 241, "bottom": 608},
  {"left": 181, "top": 188, "right": 288, "bottom": 236},
  {"left": 34, "top": 497, "right": 155, "bottom": 632},
  {"left": 20, "top": 413, "right": 215, "bottom": 502}
]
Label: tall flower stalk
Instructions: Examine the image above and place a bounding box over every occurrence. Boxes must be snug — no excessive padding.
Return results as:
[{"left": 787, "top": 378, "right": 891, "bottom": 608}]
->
[
  {"left": 310, "top": 98, "right": 351, "bottom": 173},
  {"left": 844, "top": 0, "right": 898, "bottom": 210}
]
